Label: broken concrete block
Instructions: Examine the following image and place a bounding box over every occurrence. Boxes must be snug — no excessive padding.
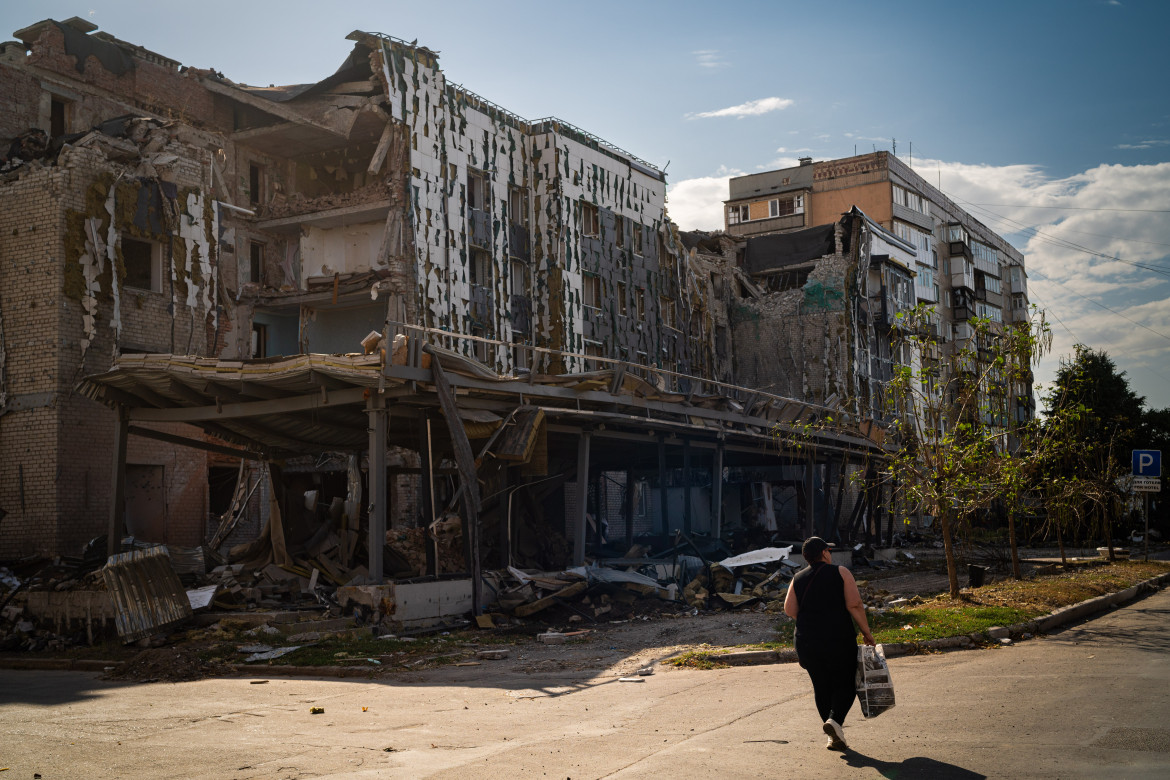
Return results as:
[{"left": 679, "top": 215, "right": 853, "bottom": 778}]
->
[
  {"left": 286, "top": 631, "right": 322, "bottom": 643},
  {"left": 537, "top": 632, "right": 567, "bottom": 645},
  {"left": 987, "top": 626, "right": 1010, "bottom": 639},
  {"left": 336, "top": 584, "right": 395, "bottom": 616},
  {"left": 477, "top": 648, "right": 509, "bottom": 660}
]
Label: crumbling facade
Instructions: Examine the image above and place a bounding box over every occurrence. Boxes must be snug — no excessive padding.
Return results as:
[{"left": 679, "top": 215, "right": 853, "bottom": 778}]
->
[
  {"left": 723, "top": 152, "right": 1033, "bottom": 441},
  {"left": 0, "top": 18, "right": 765, "bottom": 561}
]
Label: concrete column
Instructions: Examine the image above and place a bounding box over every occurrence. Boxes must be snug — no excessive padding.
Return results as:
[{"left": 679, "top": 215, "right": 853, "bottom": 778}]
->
[
  {"left": 657, "top": 435, "right": 669, "bottom": 535},
  {"left": 711, "top": 443, "right": 724, "bottom": 540},
  {"left": 367, "top": 395, "right": 388, "bottom": 582},
  {"left": 682, "top": 439, "right": 692, "bottom": 534},
  {"left": 106, "top": 410, "right": 129, "bottom": 558},
  {"left": 573, "top": 430, "right": 591, "bottom": 566}
]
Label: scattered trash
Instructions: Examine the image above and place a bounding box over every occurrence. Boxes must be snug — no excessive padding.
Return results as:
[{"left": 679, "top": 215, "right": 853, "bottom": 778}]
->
[
  {"left": 362, "top": 707, "right": 368, "bottom": 712},
  {"left": 243, "top": 645, "right": 305, "bottom": 663},
  {"left": 618, "top": 677, "right": 645, "bottom": 683},
  {"left": 310, "top": 707, "right": 324, "bottom": 714},
  {"left": 636, "top": 667, "right": 654, "bottom": 676},
  {"left": 249, "top": 680, "right": 269, "bottom": 685}
]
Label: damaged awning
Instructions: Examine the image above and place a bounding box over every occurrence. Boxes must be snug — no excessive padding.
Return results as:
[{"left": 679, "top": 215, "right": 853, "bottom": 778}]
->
[{"left": 77, "top": 342, "right": 885, "bottom": 460}]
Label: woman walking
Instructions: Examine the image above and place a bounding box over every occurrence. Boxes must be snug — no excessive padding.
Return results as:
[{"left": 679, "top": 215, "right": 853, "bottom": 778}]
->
[{"left": 783, "top": 536, "right": 876, "bottom": 751}]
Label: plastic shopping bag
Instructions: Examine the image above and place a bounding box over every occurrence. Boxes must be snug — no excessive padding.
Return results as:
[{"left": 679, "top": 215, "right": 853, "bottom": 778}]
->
[{"left": 856, "top": 643, "right": 895, "bottom": 718}]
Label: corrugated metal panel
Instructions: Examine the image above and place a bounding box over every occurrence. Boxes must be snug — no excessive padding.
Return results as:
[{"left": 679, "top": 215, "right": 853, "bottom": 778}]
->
[{"left": 102, "top": 546, "right": 193, "bottom": 643}]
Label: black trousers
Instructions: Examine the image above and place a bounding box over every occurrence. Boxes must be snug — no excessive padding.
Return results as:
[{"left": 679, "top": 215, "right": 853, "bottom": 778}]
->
[{"left": 796, "top": 640, "right": 857, "bottom": 725}]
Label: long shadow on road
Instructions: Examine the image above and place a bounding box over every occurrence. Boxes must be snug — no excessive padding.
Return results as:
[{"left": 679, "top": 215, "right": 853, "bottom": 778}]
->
[{"left": 841, "top": 749, "right": 986, "bottom": 779}]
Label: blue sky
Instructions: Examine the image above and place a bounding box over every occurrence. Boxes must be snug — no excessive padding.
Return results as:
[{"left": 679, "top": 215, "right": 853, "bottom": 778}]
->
[{"left": 5, "top": 0, "right": 1169, "bottom": 411}]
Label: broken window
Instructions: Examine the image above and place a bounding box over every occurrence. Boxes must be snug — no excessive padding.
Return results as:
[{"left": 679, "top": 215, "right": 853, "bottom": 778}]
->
[
  {"left": 584, "top": 341, "right": 603, "bottom": 371},
  {"left": 508, "top": 187, "right": 528, "bottom": 227},
  {"left": 581, "top": 202, "right": 599, "bottom": 236},
  {"left": 470, "top": 248, "right": 492, "bottom": 286},
  {"left": 249, "top": 241, "right": 264, "bottom": 284},
  {"left": 633, "top": 223, "right": 644, "bottom": 256},
  {"left": 727, "top": 204, "right": 750, "bottom": 225},
  {"left": 249, "top": 163, "right": 264, "bottom": 206},
  {"left": 615, "top": 214, "right": 625, "bottom": 248},
  {"left": 468, "top": 171, "right": 491, "bottom": 212},
  {"left": 122, "top": 237, "right": 161, "bottom": 292},
  {"left": 617, "top": 281, "right": 628, "bottom": 316},
  {"left": 636, "top": 287, "right": 646, "bottom": 319},
  {"left": 661, "top": 297, "right": 676, "bottom": 329},
  {"left": 510, "top": 259, "right": 528, "bottom": 297},
  {"left": 768, "top": 197, "right": 800, "bottom": 218},
  {"left": 583, "top": 273, "right": 602, "bottom": 309}
]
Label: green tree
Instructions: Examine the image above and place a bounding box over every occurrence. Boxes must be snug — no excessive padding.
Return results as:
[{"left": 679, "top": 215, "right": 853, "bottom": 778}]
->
[
  {"left": 884, "top": 306, "right": 1049, "bottom": 597},
  {"left": 1039, "top": 346, "right": 1144, "bottom": 556}
]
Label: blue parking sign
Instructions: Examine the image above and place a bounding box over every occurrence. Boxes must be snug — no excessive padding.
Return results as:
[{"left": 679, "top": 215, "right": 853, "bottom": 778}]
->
[{"left": 1132, "top": 450, "right": 1161, "bottom": 477}]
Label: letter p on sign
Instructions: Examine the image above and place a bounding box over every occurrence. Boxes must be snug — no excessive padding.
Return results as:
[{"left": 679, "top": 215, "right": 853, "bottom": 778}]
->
[{"left": 1132, "top": 450, "right": 1162, "bottom": 477}]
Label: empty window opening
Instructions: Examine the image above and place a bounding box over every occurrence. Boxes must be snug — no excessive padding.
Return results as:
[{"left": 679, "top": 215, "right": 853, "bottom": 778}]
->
[
  {"left": 615, "top": 214, "right": 625, "bottom": 248},
  {"left": 633, "top": 223, "right": 644, "bottom": 256},
  {"left": 583, "top": 273, "right": 602, "bottom": 309},
  {"left": 122, "top": 237, "right": 161, "bottom": 292},
  {"left": 508, "top": 186, "right": 528, "bottom": 226},
  {"left": 584, "top": 341, "right": 604, "bottom": 371},
  {"left": 468, "top": 171, "right": 490, "bottom": 211},
  {"left": 251, "top": 322, "right": 268, "bottom": 358},
  {"left": 470, "top": 248, "right": 492, "bottom": 286},
  {"left": 661, "top": 296, "right": 676, "bottom": 329},
  {"left": 618, "top": 281, "right": 628, "bottom": 316},
  {"left": 249, "top": 241, "right": 264, "bottom": 284},
  {"left": 581, "top": 202, "right": 599, "bottom": 236},
  {"left": 249, "top": 164, "right": 263, "bottom": 206},
  {"left": 636, "top": 287, "right": 646, "bottom": 319},
  {"left": 50, "top": 98, "right": 69, "bottom": 138}
]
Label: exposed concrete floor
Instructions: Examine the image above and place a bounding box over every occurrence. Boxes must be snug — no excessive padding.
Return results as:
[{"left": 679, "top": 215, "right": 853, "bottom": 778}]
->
[{"left": 2, "top": 587, "right": 1168, "bottom": 778}]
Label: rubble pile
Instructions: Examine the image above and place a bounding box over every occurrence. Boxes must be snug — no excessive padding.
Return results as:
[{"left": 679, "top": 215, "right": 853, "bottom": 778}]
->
[
  {"left": 681, "top": 563, "right": 793, "bottom": 611},
  {"left": 484, "top": 566, "right": 683, "bottom": 625}
]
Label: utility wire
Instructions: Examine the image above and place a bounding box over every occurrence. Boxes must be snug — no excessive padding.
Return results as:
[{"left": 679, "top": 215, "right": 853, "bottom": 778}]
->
[
  {"left": 956, "top": 201, "right": 1170, "bottom": 279},
  {"left": 970, "top": 204, "right": 1170, "bottom": 214},
  {"left": 1027, "top": 268, "right": 1170, "bottom": 344}
]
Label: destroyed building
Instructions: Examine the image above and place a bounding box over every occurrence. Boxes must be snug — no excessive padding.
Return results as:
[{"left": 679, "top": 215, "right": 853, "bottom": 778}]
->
[
  {"left": 0, "top": 18, "right": 889, "bottom": 622},
  {"left": 723, "top": 152, "right": 1034, "bottom": 439}
]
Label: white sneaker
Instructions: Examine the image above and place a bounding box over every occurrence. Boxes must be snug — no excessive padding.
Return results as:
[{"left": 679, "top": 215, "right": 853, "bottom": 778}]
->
[{"left": 823, "top": 718, "right": 847, "bottom": 750}]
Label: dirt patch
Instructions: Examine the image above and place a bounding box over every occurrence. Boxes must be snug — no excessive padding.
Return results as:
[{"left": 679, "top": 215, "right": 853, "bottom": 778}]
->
[{"left": 106, "top": 644, "right": 232, "bottom": 683}]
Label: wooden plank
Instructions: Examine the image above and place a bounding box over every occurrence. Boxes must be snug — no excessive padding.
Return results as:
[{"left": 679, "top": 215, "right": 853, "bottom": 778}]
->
[
  {"left": 107, "top": 411, "right": 128, "bottom": 557},
  {"left": 425, "top": 346, "right": 483, "bottom": 614},
  {"left": 513, "top": 581, "right": 587, "bottom": 617},
  {"left": 493, "top": 407, "right": 544, "bottom": 462}
]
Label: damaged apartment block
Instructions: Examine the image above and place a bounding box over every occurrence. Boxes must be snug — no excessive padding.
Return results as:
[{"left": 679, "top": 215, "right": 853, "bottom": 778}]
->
[{"left": 1, "top": 17, "right": 895, "bottom": 629}]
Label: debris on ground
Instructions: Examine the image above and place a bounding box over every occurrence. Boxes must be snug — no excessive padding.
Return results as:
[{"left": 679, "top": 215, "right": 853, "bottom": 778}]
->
[{"left": 105, "top": 645, "right": 231, "bottom": 682}]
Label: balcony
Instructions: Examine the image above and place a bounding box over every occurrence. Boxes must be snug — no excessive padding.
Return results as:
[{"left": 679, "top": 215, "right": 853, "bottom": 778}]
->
[
  {"left": 469, "top": 208, "right": 492, "bottom": 249},
  {"left": 951, "top": 270, "right": 975, "bottom": 291}
]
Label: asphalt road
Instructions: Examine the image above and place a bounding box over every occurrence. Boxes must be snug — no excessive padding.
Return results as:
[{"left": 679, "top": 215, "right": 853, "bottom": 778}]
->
[{"left": 2, "top": 587, "right": 1169, "bottom": 779}]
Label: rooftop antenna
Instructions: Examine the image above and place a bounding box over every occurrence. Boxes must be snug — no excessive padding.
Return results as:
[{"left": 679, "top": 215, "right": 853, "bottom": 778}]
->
[{"left": 892, "top": 137, "right": 897, "bottom": 157}]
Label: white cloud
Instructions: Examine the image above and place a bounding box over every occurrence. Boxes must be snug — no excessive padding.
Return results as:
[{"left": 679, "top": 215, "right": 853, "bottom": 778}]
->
[
  {"left": 689, "top": 97, "right": 793, "bottom": 120},
  {"left": 1116, "top": 139, "right": 1170, "bottom": 150},
  {"left": 692, "top": 49, "right": 729, "bottom": 69},
  {"left": 666, "top": 171, "right": 742, "bottom": 231},
  {"left": 919, "top": 158, "right": 1170, "bottom": 406}
]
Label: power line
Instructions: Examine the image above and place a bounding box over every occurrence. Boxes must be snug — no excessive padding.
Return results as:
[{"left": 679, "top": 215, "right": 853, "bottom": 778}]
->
[
  {"left": 970, "top": 204, "right": 1170, "bottom": 214},
  {"left": 1027, "top": 268, "right": 1170, "bottom": 344},
  {"left": 948, "top": 197, "right": 1170, "bottom": 279}
]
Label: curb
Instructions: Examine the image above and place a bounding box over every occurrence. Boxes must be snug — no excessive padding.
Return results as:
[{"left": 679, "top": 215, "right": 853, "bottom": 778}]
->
[{"left": 671, "top": 571, "right": 1170, "bottom": 668}]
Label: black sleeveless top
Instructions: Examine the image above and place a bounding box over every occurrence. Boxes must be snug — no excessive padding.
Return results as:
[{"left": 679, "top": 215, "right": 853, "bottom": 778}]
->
[{"left": 792, "top": 562, "right": 856, "bottom": 645}]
